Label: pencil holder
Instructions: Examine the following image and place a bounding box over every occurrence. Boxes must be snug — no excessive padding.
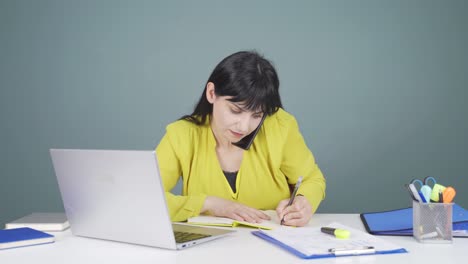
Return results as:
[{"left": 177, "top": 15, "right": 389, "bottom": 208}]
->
[{"left": 412, "top": 201, "right": 453, "bottom": 243}]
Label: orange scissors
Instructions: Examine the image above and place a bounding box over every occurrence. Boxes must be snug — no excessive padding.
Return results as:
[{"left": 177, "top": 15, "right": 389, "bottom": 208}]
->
[{"left": 441, "top": 186, "right": 456, "bottom": 203}]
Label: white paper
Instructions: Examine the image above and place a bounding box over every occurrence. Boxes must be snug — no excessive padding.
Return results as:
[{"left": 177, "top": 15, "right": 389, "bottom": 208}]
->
[{"left": 258, "top": 222, "right": 404, "bottom": 256}]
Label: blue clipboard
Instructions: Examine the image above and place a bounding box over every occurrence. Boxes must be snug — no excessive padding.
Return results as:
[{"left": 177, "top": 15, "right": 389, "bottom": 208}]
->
[{"left": 251, "top": 230, "right": 407, "bottom": 259}]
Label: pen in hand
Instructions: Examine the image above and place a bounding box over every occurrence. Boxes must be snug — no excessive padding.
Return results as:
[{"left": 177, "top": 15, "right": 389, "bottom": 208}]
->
[{"left": 280, "top": 176, "right": 303, "bottom": 225}]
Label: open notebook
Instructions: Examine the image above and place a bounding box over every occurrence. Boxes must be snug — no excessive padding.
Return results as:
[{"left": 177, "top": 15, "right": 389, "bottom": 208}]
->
[{"left": 187, "top": 210, "right": 281, "bottom": 230}]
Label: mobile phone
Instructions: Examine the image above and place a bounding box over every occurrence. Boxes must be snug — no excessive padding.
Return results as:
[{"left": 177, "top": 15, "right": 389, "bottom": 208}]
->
[{"left": 233, "top": 114, "right": 266, "bottom": 150}]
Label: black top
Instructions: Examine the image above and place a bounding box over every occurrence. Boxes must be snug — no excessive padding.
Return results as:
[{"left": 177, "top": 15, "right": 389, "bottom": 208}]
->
[{"left": 223, "top": 171, "right": 238, "bottom": 193}]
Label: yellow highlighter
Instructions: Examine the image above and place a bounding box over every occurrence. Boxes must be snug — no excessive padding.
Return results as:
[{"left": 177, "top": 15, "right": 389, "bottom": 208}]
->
[{"left": 321, "top": 227, "right": 351, "bottom": 239}]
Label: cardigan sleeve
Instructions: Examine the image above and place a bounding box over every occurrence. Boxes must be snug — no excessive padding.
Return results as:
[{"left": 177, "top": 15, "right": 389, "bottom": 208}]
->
[
  {"left": 156, "top": 124, "right": 207, "bottom": 222},
  {"left": 278, "top": 114, "right": 326, "bottom": 213}
]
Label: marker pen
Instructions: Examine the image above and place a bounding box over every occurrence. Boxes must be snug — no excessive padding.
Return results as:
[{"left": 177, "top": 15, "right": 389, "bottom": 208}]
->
[{"left": 321, "top": 227, "right": 351, "bottom": 239}]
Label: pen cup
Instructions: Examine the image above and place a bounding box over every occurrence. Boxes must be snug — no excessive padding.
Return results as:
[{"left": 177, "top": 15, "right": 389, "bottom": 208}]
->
[{"left": 412, "top": 201, "right": 453, "bottom": 243}]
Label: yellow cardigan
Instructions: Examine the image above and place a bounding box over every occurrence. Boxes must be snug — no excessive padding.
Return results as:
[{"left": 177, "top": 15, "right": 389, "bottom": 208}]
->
[{"left": 156, "top": 108, "right": 326, "bottom": 222}]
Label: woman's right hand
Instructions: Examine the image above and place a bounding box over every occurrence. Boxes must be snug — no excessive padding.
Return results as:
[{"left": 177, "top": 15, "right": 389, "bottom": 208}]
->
[{"left": 201, "top": 196, "right": 270, "bottom": 223}]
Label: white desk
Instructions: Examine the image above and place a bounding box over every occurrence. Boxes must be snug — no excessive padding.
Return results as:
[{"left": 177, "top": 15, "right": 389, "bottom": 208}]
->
[{"left": 1, "top": 214, "right": 466, "bottom": 264}]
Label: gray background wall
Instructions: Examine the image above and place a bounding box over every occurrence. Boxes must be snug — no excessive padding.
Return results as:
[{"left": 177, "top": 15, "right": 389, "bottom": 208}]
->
[{"left": 1, "top": 0, "right": 467, "bottom": 227}]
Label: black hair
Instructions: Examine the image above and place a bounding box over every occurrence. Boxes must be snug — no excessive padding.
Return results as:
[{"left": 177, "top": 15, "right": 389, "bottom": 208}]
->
[{"left": 181, "top": 50, "right": 283, "bottom": 149}]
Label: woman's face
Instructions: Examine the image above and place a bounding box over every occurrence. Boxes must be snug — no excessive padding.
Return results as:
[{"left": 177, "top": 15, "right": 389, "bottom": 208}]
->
[{"left": 206, "top": 83, "right": 263, "bottom": 145}]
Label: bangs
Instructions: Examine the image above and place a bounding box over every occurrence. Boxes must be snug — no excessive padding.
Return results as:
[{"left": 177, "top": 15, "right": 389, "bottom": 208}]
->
[{"left": 226, "top": 80, "right": 281, "bottom": 116}]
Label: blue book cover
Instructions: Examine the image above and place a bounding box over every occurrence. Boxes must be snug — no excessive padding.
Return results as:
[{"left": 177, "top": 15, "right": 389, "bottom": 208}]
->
[
  {"left": 360, "top": 203, "right": 468, "bottom": 237},
  {"left": 0, "top": 227, "right": 55, "bottom": 250}
]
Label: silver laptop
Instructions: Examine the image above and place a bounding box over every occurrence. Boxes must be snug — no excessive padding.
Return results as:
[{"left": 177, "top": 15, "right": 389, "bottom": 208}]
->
[{"left": 50, "top": 149, "right": 235, "bottom": 250}]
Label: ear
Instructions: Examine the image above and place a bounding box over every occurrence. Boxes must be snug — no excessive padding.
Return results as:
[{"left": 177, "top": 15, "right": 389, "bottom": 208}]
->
[{"left": 206, "top": 82, "right": 216, "bottom": 104}]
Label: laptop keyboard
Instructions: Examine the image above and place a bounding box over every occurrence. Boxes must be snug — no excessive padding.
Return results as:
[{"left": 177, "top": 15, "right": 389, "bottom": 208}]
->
[{"left": 174, "top": 231, "right": 212, "bottom": 243}]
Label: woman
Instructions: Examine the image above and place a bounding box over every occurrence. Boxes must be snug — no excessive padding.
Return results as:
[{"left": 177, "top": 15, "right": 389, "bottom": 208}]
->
[{"left": 156, "top": 51, "right": 325, "bottom": 227}]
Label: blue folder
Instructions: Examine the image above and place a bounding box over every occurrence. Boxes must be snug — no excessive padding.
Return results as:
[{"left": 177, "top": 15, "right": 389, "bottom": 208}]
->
[{"left": 360, "top": 203, "right": 468, "bottom": 237}]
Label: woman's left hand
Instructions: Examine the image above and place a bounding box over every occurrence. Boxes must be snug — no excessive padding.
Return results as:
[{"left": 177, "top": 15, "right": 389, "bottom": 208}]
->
[{"left": 276, "top": 195, "right": 313, "bottom": 227}]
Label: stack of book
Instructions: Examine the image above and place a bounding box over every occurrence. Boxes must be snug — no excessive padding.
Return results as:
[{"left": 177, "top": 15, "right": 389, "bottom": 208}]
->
[
  {"left": 0, "top": 228, "right": 55, "bottom": 250},
  {"left": 5, "top": 213, "right": 69, "bottom": 231},
  {"left": 1, "top": 212, "right": 68, "bottom": 250}
]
